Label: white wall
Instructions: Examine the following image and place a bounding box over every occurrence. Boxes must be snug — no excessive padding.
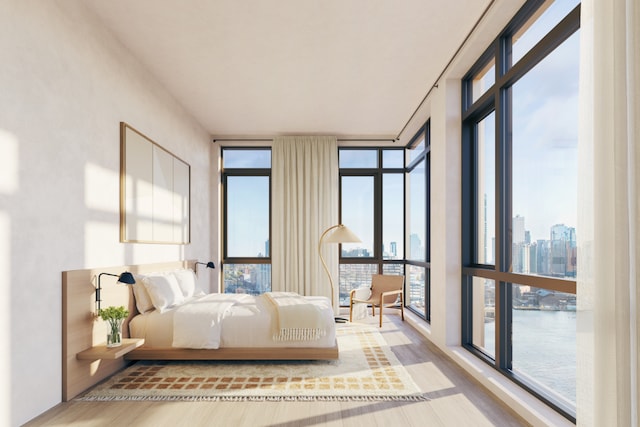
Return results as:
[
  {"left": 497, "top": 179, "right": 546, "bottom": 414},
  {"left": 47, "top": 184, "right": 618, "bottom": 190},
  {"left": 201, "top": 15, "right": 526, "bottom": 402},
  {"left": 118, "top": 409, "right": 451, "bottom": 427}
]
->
[
  {"left": 429, "top": 78, "right": 462, "bottom": 348},
  {"left": 0, "top": 1, "right": 213, "bottom": 424}
]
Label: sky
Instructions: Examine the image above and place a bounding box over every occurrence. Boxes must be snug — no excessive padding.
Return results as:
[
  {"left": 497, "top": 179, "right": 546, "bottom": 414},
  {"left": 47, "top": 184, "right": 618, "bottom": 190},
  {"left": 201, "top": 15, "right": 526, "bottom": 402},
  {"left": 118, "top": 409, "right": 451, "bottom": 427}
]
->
[{"left": 483, "top": 2, "right": 580, "bottom": 248}]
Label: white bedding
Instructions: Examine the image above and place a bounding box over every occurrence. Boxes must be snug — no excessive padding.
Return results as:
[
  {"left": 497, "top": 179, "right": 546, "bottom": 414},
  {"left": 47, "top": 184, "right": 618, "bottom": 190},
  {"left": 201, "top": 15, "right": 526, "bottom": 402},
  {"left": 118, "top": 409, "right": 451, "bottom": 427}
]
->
[{"left": 129, "top": 293, "right": 336, "bottom": 349}]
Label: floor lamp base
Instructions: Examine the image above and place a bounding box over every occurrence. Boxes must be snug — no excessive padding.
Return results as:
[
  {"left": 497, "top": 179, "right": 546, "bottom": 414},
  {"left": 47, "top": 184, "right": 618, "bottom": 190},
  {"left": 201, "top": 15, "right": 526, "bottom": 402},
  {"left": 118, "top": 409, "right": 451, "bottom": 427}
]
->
[{"left": 334, "top": 317, "right": 348, "bottom": 323}]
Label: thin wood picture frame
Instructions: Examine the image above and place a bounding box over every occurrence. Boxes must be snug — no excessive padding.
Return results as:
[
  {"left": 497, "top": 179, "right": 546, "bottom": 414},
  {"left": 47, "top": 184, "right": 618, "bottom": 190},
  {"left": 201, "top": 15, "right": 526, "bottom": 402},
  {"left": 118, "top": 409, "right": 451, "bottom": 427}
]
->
[{"left": 120, "top": 122, "right": 191, "bottom": 244}]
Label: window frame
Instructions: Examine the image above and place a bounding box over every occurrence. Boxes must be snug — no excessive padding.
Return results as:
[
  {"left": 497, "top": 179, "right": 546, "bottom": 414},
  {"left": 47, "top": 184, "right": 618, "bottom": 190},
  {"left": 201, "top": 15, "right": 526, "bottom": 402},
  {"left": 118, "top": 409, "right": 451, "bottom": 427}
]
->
[
  {"left": 221, "top": 148, "right": 272, "bottom": 293},
  {"left": 337, "top": 147, "right": 406, "bottom": 306},
  {"left": 461, "top": 1, "right": 580, "bottom": 421},
  {"left": 405, "top": 120, "right": 431, "bottom": 320}
]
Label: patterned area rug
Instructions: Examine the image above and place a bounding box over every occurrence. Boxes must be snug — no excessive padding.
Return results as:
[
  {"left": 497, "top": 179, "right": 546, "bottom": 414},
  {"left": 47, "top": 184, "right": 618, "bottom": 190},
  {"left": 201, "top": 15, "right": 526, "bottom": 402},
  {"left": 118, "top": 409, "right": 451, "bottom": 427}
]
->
[{"left": 78, "top": 324, "right": 425, "bottom": 402}]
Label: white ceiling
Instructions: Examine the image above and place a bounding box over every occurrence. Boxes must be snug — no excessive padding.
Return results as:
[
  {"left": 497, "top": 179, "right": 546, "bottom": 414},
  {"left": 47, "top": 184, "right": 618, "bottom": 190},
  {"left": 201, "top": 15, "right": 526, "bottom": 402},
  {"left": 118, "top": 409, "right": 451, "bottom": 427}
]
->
[{"left": 83, "top": 0, "right": 493, "bottom": 140}]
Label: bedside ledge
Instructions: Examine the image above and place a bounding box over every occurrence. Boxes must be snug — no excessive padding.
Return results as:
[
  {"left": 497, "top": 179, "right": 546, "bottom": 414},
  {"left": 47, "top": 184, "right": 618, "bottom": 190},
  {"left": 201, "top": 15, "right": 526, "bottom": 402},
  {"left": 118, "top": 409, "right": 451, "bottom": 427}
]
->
[{"left": 76, "top": 338, "right": 145, "bottom": 360}]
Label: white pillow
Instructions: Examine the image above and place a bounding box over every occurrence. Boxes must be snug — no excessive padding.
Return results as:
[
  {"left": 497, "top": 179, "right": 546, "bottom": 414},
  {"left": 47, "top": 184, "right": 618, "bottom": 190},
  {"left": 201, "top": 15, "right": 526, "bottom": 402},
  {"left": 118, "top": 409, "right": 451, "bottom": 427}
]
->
[
  {"left": 132, "top": 274, "right": 154, "bottom": 313},
  {"left": 142, "top": 273, "right": 184, "bottom": 313},
  {"left": 173, "top": 269, "right": 197, "bottom": 298}
]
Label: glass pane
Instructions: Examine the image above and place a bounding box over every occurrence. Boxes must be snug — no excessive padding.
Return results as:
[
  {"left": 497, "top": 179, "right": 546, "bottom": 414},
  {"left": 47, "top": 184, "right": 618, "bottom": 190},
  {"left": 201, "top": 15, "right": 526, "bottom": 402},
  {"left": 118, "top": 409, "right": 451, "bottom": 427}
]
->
[
  {"left": 383, "top": 173, "right": 404, "bottom": 260},
  {"left": 472, "top": 277, "right": 495, "bottom": 358},
  {"left": 476, "top": 111, "right": 495, "bottom": 264},
  {"left": 407, "top": 265, "right": 426, "bottom": 314},
  {"left": 472, "top": 58, "right": 495, "bottom": 104},
  {"left": 512, "top": 0, "right": 580, "bottom": 65},
  {"left": 382, "top": 264, "right": 404, "bottom": 276},
  {"left": 338, "top": 264, "right": 377, "bottom": 306},
  {"left": 223, "top": 263, "right": 271, "bottom": 294},
  {"left": 341, "top": 176, "right": 374, "bottom": 257},
  {"left": 382, "top": 149, "right": 404, "bottom": 168},
  {"left": 511, "top": 32, "right": 578, "bottom": 278},
  {"left": 339, "top": 149, "right": 377, "bottom": 168},
  {"left": 512, "top": 283, "right": 576, "bottom": 405},
  {"left": 226, "top": 176, "right": 270, "bottom": 257},
  {"left": 222, "top": 149, "right": 271, "bottom": 168},
  {"left": 407, "top": 132, "right": 426, "bottom": 164},
  {"left": 407, "top": 160, "right": 426, "bottom": 261}
]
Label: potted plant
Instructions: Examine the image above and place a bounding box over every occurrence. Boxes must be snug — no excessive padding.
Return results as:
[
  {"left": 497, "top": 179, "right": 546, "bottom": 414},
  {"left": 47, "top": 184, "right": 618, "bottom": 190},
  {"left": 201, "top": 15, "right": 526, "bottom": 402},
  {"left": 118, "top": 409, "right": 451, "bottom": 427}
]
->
[{"left": 100, "top": 305, "right": 129, "bottom": 347}]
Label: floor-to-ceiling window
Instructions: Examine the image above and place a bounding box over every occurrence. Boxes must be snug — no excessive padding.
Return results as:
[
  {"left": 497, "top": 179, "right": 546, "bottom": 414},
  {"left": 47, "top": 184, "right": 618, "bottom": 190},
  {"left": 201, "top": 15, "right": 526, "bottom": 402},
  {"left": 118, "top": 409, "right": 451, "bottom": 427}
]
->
[
  {"left": 221, "top": 148, "right": 272, "bottom": 294},
  {"left": 337, "top": 148, "right": 405, "bottom": 306},
  {"left": 461, "top": 0, "right": 579, "bottom": 421},
  {"left": 406, "top": 122, "right": 431, "bottom": 321}
]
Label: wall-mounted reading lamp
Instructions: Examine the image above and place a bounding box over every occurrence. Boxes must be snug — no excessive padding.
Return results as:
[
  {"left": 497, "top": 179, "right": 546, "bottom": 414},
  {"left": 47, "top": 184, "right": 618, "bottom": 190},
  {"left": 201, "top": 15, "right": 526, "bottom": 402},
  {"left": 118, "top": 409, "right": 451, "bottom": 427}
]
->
[
  {"left": 195, "top": 261, "right": 215, "bottom": 276},
  {"left": 96, "top": 272, "right": 135, "bottom": 313}
]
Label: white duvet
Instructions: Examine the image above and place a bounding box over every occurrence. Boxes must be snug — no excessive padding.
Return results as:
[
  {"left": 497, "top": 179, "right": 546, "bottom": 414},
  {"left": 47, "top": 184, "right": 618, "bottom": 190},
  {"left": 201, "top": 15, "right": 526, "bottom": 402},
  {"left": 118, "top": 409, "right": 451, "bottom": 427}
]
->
[
  {"left": 172, "top": 293, "right": 252, "bottom": 349},
  {"left": 129, "top": 293, "right": 336, "bottom": 349}
]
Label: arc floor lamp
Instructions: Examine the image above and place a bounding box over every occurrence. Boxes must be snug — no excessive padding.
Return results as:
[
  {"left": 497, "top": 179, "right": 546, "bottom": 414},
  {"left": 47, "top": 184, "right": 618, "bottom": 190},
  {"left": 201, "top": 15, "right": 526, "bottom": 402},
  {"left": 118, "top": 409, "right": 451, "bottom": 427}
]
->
[{"left": 318, "top": 224, "right": 361, "bottom": 322}]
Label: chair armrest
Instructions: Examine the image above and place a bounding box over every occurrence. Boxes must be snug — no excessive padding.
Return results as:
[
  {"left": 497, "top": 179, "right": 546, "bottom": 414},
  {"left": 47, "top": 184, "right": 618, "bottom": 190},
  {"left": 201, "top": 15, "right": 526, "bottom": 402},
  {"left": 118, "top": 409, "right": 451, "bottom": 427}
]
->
[
  {"left": 381, "top": 289, "right": 402, "bottom": 297},
  {"left": 380, "top": 289, "right": 402, "bottom": 306},
  {"left": 349, "top": 288, "right": 357, "bottom": 304}
]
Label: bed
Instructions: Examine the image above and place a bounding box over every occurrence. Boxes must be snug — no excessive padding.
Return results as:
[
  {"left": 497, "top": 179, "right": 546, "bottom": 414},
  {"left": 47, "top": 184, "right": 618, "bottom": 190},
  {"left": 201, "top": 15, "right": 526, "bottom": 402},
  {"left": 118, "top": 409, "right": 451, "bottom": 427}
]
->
[
  {"left": 126, "top": 271, "right": 338, "bottom": 360},
  {"left": 62, "top": 260, "right": 338, "bottom": 401}
]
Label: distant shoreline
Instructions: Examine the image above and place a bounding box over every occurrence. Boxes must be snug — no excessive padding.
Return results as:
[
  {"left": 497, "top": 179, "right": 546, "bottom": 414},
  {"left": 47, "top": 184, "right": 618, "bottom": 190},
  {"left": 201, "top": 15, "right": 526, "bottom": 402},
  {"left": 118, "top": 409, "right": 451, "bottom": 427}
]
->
[{"left": 513, "top": 306, "right": 576, "bottom": 312}]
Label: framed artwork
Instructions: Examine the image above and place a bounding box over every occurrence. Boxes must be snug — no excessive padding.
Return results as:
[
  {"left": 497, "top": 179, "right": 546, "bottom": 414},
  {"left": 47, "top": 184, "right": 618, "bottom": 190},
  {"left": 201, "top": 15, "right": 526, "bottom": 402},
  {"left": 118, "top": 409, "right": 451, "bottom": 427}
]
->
[{"left": 120, "top": 122, "right": 190, "bottom": 244}]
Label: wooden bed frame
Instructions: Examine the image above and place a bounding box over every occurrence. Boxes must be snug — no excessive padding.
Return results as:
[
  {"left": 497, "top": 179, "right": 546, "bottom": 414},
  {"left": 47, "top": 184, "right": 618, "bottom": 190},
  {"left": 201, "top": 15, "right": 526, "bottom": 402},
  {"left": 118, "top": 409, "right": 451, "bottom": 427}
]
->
[
  {"left": 126, "top": 346, "right": 338, "bottom": 361},
  {"left": 62, "top": 260, "right": 338, "bottom": 401}
]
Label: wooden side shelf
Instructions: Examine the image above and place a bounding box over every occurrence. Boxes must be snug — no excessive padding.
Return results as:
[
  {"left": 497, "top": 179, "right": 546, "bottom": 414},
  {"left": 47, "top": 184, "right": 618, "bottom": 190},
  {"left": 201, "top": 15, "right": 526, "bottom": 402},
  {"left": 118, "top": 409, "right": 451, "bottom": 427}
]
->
[{"left": 76, "top": 338, "right": 145, "bottom": 360}]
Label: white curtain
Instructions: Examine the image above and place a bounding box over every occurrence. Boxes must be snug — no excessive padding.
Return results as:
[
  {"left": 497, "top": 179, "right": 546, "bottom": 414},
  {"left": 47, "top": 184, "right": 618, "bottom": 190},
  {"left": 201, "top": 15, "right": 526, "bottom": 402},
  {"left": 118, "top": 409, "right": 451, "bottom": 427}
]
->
[
  {"left": 271, "top": 136, "right": 339, "bottom": 307},
  {"left": 577, "top": 0, "right": 639, "bottom": 425}
]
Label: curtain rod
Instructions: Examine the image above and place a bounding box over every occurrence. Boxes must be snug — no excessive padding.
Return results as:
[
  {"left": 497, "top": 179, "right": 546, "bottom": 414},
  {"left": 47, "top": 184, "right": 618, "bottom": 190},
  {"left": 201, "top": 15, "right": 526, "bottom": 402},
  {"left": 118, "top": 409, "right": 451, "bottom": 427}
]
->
[
  {"left": 212, "top": 138, "right": 396, "bottom": 143},
  {"left": 393, "top": 0, "right": 495, "bottom": 141}
]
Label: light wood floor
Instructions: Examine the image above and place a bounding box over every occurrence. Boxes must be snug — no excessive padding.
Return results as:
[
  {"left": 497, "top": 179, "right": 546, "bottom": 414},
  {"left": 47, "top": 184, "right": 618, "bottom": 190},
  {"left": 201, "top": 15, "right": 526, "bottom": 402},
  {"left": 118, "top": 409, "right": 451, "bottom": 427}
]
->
[{"left": 28, "top": 312, "right": 530, "bottom": 427}]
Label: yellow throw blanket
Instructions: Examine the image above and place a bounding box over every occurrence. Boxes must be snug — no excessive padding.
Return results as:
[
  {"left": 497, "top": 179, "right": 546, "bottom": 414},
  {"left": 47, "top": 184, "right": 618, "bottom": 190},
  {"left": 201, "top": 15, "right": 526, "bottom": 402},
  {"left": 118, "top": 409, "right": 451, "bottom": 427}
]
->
[{"left": 261, "top": 292, "right": 326, "bottom": 341}]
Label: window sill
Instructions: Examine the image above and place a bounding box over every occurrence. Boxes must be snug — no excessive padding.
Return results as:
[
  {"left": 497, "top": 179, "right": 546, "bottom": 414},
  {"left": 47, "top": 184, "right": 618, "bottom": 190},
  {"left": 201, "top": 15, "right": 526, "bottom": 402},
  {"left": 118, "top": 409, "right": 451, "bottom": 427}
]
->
[{"left": 404, "top": 311, "right": 574, "bottom": 427}]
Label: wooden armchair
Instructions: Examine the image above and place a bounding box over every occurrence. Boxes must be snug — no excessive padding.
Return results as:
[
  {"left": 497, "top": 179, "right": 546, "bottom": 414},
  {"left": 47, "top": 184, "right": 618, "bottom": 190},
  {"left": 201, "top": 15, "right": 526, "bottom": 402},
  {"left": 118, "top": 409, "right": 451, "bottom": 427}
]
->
[{"left": 349, "top": 274, "right": 405, "bottom": 327}]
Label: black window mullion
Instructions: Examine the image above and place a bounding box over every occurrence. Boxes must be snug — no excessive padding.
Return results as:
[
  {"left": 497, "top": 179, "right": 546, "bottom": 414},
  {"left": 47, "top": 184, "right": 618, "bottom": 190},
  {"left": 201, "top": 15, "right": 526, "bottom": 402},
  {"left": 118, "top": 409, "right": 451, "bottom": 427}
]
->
[
  {"left": 375, "top": 170, "right": 381, "bottom": 264},
  {"left": 461, "top": 0, "right": 580, "bottom": 421}
]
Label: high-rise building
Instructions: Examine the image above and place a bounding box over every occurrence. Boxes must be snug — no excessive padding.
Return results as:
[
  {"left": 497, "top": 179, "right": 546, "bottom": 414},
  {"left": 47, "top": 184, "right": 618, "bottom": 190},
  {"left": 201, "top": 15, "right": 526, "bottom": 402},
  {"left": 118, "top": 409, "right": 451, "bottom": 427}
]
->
[
  {"left": 390, "top": 241, "right": 397, "bottom": 258},
  {"left": 538, "top": 239, "right": 551, "bottom": 275},
  {"left": 410, "top": 233, "right": 423, "bottom": 260},
  {"left": 513, "top": 215, "right": 525, "bottom": 244},
  {"left": 550, "top": 224, "right": 577, "bottom": 277},
  {"left": 529, "top": 241, "right": 538, "bottom": 274}
]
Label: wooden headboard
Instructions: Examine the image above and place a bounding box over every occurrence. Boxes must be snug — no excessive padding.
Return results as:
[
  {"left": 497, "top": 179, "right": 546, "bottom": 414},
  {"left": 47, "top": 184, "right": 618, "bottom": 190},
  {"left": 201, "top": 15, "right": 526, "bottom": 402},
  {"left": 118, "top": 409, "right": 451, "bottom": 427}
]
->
[{"left": 62, "top": 260, "right": 195, "bottom": 401}]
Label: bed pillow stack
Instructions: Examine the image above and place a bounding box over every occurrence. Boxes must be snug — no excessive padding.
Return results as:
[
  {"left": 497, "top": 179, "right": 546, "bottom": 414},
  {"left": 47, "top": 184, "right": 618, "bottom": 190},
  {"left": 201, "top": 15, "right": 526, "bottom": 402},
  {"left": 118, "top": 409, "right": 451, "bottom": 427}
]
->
[
  {"left": 141, "top": 272, "right": 185, "bottom": 313},
  {"left": 131, "top": 268, "right": 205, "bottom": 314},
  {"left": 132, "top": 275, "right": 155, "bottom": 314},
  {"left": 173, "top": 269, "right": 203, "bottom": 298}
]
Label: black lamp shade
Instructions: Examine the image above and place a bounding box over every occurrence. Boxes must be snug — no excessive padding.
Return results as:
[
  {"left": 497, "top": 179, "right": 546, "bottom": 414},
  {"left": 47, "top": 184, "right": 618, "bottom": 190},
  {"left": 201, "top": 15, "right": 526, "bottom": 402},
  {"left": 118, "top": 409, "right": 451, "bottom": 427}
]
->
[
  {"left": 196, "top": 261, "right": 216, "bottom": 270},
  {"left": 117, "top": 271, "right": 136, "bottom": 284}
]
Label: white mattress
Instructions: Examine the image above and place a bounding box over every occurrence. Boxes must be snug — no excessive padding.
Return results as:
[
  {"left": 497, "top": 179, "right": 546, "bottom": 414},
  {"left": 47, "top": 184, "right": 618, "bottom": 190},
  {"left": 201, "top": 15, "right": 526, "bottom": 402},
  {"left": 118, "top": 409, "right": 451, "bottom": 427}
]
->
[{"left": 129, "top": 294, "right": 336, "bottom": 348}]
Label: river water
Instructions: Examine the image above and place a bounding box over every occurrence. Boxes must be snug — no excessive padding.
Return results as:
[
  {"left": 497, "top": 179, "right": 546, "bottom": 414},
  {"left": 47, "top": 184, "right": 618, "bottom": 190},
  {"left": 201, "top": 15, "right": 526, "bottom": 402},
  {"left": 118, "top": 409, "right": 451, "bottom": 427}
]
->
[{"left": 484, "top": 309, "right": 576, "bottom": 404}]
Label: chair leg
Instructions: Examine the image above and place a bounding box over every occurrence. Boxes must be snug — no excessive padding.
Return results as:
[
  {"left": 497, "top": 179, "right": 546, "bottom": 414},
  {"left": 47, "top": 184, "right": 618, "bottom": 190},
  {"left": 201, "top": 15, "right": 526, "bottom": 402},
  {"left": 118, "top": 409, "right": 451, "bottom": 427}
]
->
[
  {"left": 400, "top": 298, "right": 404, "bottom": 322},
  {"left": 349, "top": 298, "right": 353, "bottom": 322}
]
